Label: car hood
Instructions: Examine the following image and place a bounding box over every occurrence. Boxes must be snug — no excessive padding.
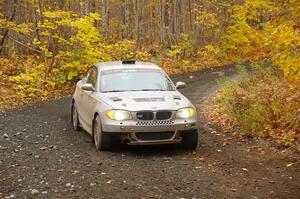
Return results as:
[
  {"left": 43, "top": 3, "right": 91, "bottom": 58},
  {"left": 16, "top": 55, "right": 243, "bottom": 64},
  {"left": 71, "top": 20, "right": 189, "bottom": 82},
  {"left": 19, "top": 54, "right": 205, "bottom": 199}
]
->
[{"left": 96, "top": 91, "right": 193, "bottom": 112}]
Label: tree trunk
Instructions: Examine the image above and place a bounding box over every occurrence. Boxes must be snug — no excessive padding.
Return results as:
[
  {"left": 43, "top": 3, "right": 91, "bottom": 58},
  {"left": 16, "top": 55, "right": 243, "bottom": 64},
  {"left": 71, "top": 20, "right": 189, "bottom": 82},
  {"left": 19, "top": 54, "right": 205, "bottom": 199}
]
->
[
  {"left": 124, "top": 0, "right": 130, "bottom": 39},
  {"left": 173, "top": 0, "right": 178, "bottom": 40},
  {"left": 81, "top": 0, "right": 90, "bottom": 16},
  {"left": 0, "top": 0, "right": 17, "bottom": 55},
  {"left": 159, "top": 0, "right": 165, "bottom": 45},
  {"left": 134, "top": 0, "right": 141, "bottom": 49},
  {"left": 101, "top": 0, "right": 109, "bottom": 37}
]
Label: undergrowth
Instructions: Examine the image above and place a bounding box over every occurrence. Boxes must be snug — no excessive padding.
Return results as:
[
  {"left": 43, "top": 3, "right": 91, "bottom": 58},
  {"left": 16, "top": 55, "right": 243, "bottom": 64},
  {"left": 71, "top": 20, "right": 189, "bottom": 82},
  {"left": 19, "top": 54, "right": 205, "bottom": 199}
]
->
[{"left": 204, "top": 64, "right": 300, "bottom": 147}]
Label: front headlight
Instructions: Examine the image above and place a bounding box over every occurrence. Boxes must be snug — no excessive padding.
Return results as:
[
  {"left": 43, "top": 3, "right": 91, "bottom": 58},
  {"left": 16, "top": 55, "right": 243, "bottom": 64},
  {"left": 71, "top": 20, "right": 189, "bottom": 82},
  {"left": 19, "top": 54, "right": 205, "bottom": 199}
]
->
[
  {"left": 105, "top": 110, "right": 132, "bottom": 121},
  {"left": 176, "top": 107, "right": 196, "bottom": 119}
]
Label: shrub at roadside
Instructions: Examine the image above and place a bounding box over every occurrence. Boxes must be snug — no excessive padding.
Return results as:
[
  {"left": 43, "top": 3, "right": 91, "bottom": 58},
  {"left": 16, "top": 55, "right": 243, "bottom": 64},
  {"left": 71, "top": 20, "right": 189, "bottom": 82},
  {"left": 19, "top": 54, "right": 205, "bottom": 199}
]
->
[
  {"left": 203, "top": 0, "right": 299, "bottom": 147},
  {"left": 0, "top": 56, "right": 74, "bottom": 110},
  {"left": 204, "top": 66, "right": 300, "bottom": 147}
]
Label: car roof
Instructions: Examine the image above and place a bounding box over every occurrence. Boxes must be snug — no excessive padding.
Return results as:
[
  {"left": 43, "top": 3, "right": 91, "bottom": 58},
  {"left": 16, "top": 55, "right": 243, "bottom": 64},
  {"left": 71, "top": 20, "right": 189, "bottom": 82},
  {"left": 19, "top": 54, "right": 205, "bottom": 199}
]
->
[{"left": 93, "top": 61, "right": 162, "bottom": 71}]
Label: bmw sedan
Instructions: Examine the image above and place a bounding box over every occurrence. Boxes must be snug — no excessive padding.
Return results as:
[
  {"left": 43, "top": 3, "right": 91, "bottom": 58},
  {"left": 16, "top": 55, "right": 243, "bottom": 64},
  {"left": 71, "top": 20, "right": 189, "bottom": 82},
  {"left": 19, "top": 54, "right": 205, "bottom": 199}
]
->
[{"left": 71, "top": 60, "right": 199, "bottom": 150}]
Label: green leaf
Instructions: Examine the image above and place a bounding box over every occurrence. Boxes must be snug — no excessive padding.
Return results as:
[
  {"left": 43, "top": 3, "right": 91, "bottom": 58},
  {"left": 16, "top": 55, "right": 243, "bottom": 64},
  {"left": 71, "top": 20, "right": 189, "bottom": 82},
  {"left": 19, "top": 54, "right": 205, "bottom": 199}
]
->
[{"left": 67, "top": 70, "right": 78, "bottom": 80}]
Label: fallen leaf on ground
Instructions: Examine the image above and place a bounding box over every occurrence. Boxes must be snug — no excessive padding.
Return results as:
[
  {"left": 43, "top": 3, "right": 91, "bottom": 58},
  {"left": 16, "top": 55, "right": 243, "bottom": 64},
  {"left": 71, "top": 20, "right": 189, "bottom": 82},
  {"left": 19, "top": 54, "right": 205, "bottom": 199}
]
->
[{"left": 286, "top": 163, "right": 294, "bottom": 168}]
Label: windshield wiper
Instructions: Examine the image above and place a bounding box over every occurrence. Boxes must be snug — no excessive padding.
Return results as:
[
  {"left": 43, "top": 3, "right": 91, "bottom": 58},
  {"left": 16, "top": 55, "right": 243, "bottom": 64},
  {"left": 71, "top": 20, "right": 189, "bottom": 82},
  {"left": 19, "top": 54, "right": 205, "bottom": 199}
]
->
[
  {"left": 102, "top": 89, "right": 140, "bottom": 93},
  {"left": 102, "top": 89, "right": 168, "bottom": 93},
  {"left": 140, "top": 89, "right": 167, "bottom": 91},
  {"left": 102, "top": 90, "right": 127, "bottom": 93}
]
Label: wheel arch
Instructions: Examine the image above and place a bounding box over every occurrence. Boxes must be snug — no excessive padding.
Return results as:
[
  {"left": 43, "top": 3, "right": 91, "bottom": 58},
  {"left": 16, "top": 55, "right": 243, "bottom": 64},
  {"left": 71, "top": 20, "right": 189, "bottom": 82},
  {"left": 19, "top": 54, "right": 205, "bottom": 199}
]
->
[
  {"left": 71, "top": 98, "right": 75, "bottom": 123},
  {"left": 92, "top": 112, "right": 100, "bottom": 135}
]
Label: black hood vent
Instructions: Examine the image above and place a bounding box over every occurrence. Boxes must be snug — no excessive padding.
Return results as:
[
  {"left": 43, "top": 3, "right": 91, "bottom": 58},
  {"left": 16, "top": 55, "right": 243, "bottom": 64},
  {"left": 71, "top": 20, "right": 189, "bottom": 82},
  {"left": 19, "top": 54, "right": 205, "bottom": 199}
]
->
[
  {"left": 173, "top": 95, "right": 181, "bottom": 100},
  {"left": 110, "top": 97, "right": 122, "bottom": 102}
]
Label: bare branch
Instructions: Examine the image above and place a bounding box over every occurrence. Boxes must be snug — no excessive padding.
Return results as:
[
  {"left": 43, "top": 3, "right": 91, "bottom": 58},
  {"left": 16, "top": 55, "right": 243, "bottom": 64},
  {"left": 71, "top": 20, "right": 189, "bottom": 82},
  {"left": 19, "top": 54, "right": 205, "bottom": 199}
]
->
[{"left": 7, "top": 35, "right": 43, "bottom": 55}]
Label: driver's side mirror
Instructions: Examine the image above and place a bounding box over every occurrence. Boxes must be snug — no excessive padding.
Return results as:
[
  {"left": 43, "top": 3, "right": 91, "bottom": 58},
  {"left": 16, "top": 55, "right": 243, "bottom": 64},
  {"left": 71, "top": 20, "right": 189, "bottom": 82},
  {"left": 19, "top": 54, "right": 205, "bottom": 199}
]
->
[
  {"left": 175, "top": 81, "right": 187, "bottom": 89},
  {"left": 81, "top": 83, "right": 95, "bottom": 92}
]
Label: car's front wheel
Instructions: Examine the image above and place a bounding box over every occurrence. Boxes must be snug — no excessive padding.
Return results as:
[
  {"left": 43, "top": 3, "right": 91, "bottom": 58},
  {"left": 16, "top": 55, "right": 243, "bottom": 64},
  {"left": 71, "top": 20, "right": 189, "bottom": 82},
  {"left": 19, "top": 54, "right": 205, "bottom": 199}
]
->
[
  {"left": 181, "top": 130, "right": 198, "bottom": 150},
  {"left": 93, "top": 115, "right": 112, "bottom": 150},
  {"left": 72, "top": 103, "right": 80, "bottom": 131}
]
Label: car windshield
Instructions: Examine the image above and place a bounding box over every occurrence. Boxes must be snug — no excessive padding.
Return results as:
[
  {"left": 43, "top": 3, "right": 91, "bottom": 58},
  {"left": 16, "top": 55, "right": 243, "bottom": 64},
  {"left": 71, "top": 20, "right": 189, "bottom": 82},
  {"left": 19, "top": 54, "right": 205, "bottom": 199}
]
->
[{"left": 100, "top": 68, "right": 175, "bottom": 92}]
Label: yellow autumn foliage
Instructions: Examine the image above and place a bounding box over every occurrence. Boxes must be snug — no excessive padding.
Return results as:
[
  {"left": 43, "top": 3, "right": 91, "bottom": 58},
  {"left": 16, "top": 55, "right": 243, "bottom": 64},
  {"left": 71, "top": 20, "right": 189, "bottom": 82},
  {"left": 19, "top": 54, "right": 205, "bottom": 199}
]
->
[{"left": 220, "top": 0, "right": 300, "bottom": 79}]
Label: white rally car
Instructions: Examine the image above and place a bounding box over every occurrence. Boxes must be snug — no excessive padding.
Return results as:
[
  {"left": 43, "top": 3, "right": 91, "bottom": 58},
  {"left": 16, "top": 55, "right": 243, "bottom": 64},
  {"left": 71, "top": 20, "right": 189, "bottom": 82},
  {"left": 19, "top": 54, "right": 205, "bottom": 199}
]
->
[{"left": 71, "top": 60, "right": 199, "bottom": 150}]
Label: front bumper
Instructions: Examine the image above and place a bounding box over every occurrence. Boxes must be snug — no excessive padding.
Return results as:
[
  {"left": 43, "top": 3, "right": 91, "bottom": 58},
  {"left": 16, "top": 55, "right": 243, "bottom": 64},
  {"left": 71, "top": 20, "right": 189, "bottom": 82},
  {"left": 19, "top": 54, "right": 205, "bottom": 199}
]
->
[
  {"left": 101, "top": 117, "right": 198, "bottom": 145},
  {"left": 101, "top": 117, "right": 198, "bottom": 133}
]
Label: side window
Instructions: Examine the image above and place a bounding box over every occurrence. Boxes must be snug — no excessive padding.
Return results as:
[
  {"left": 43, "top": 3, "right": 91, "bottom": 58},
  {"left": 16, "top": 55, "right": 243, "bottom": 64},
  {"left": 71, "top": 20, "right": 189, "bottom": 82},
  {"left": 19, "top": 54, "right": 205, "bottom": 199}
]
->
[{"left": 87, "top": 68, "right": 97, "bottom": 88}]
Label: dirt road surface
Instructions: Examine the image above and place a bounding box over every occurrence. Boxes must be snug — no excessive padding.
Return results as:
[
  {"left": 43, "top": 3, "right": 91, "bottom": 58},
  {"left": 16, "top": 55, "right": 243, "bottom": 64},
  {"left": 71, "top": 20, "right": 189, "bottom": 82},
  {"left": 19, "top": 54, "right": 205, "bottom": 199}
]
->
[{"left": 1, "top": 66, "right": 299, "bottom": 198}]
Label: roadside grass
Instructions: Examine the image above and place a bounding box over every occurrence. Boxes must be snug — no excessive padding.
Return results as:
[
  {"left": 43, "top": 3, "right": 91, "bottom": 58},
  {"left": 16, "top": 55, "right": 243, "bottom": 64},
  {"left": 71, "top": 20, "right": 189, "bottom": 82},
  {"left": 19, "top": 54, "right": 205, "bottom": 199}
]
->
[{"left": 204, "top": 64, "right": 300, "bottom": 147}]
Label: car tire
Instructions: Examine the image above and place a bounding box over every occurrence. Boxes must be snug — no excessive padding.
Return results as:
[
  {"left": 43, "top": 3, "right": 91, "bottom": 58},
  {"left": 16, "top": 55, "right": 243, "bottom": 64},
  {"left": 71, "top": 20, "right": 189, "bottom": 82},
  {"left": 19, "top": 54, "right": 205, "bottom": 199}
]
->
[
  {"left": 181, "top": 130, "right": 198, "bottom": 150},
  {"left": 93, "top": 115, "right": 112, "bottom": 150},
  {"left": 72, "top": 103, "right": 80, "bottom": 131}
]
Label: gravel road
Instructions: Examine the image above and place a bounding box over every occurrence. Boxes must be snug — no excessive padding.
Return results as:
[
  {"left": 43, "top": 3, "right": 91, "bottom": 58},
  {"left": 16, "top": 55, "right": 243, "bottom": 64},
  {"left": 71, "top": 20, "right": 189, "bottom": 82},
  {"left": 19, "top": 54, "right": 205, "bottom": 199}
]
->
[{"left": 1, "top": 66, "right": 299, "bottom": 198}]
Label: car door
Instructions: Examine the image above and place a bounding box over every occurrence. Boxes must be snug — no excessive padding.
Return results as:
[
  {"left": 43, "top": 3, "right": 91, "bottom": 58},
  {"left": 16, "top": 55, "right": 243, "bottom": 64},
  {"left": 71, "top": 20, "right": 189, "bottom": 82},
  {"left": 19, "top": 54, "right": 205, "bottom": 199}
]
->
[
  {"left": 81, "top": 66, "right": 98, "bottom": 132},
  {"left": 76, "top": 72, "right": 88, "bottom": 125}
]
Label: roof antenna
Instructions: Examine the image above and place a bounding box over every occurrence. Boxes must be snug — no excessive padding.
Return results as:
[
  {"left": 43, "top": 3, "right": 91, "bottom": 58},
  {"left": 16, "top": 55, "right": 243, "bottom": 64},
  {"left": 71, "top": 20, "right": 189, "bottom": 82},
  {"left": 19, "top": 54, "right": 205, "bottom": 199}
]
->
[{"left": 122, "top": 60, "right": 136, "bottom": 64}]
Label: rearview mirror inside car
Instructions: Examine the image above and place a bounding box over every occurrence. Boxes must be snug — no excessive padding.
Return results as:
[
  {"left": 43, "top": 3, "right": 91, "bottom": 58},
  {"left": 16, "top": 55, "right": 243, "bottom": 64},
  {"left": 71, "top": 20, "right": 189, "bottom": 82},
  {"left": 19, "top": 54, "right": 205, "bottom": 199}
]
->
[
  {"left": 176, "top": 81, "right": 187, "bottom": 89},
  {"left": 82, "top": 83, "right": 95, "bottom": 91}
]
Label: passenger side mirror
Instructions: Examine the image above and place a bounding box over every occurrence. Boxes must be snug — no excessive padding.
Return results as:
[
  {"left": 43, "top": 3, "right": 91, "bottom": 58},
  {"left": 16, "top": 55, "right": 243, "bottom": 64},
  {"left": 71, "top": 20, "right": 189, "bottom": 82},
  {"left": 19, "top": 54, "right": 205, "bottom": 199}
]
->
[
  {"left": 176, "top": 81, "right": 186, "bottom": 89},
  {"left": 81, "top": 83, "right": 95, "bottom": 92}
]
